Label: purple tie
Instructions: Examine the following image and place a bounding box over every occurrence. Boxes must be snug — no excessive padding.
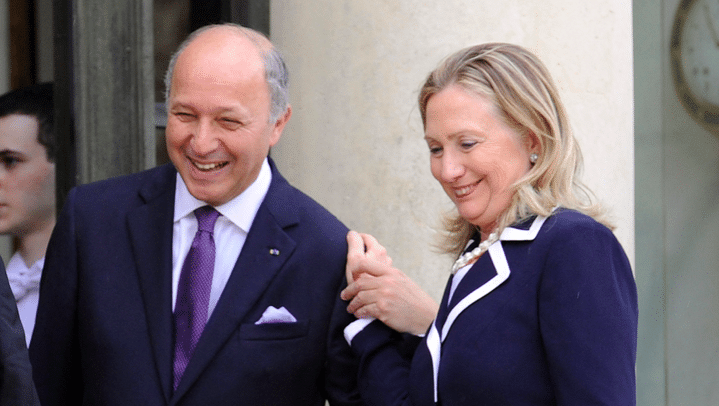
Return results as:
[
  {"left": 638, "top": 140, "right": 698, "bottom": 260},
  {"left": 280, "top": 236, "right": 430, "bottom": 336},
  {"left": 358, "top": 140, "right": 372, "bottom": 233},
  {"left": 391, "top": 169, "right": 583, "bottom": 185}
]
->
[{"left": 173, "top": 206, "right": 220, "bottom": 390}]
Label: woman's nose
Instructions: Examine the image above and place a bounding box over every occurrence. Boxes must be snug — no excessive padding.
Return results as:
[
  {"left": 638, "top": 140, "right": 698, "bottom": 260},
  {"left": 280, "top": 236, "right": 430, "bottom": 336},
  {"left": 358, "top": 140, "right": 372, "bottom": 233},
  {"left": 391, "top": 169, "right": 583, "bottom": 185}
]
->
[{"left": 441, "top": 153, "right": 464, "bottom": 182}]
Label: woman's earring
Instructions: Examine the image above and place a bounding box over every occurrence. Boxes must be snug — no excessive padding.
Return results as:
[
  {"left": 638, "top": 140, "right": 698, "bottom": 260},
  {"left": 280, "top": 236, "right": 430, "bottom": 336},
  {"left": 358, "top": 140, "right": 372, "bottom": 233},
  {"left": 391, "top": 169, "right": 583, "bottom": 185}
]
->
[{"left": 530, "top": 153, "right": 538, "bottom": 164}]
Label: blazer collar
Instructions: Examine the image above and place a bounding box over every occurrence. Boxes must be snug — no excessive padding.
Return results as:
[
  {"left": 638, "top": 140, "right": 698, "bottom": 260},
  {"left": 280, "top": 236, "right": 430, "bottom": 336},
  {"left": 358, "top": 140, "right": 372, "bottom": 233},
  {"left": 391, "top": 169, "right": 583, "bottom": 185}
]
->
[
  {"left": 499, "top": 214, "right": 546, "bottom": 241},
  {"left": 257, "top": 157, "right": 301, "bottom": 228},
  {"left": 127, "top": 164, "right": 178, "bottom": 402},
  {"left": 426, "top": 214, "right": 548, "bottom": 402}
]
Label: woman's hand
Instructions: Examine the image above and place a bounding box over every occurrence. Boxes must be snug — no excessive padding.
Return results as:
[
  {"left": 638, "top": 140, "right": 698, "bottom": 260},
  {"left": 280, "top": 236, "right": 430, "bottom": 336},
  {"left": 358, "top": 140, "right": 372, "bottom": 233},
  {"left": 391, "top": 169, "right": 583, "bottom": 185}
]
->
[{"left": 341, "top": 231, "right": 438, "bottom": 335}]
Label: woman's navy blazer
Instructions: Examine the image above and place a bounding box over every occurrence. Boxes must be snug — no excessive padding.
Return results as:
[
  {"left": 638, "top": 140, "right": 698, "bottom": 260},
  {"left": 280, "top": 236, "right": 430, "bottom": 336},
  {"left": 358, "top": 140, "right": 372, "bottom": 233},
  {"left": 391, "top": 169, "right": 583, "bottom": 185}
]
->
[{"left": 350, "top": 209, "right": 638, "bottom": 405}]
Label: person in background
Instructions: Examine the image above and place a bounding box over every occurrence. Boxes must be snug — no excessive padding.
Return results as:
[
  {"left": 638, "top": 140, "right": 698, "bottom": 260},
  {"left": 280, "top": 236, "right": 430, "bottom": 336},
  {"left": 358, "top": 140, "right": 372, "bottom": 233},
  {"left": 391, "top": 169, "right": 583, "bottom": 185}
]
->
[
  {"left": 341, "top": 43, "right": 638, "bottom": 405},
  {"left": 0, "top": 256, "right": 40, "bottom": 404},
  {"left": 30, "top": 24, "right": 363, "bottom": 406},
  {"left": 0, "top": 83, "right": 55, "bottom": 346}
]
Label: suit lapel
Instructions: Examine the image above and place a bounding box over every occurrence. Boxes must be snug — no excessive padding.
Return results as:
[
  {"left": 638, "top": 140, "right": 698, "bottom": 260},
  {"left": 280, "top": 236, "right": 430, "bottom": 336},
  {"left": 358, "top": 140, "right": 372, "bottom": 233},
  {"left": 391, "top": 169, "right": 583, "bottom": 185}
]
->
[
  {"left": 432, "top": 276, "right": 455, "bottom": 333},
  {"left": 426, "top": 214, "right": 548, "bottom": 402},
  {"left": 172, "top": 162, "right": 299, "bottom": 399},
  {"left": 440, "top": 214, "right": 547, "bottom": 339},
  {"left": 127, "top": 165, "right": 177, "bottom": 402}
]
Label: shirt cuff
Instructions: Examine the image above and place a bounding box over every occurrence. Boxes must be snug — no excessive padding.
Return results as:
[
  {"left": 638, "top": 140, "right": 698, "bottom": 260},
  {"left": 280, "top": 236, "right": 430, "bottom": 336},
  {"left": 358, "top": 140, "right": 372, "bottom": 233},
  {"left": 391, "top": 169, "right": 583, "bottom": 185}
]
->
[{"left": 343, "top": 317, "right": 376, "bottom": 345}]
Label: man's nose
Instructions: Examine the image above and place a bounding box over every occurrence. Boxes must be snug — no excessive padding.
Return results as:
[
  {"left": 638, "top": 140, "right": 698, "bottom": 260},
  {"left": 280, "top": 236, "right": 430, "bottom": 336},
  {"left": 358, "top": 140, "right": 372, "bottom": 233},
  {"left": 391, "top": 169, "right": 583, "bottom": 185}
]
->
[{"left": 190, "top": 119, "right": 219, "bottom": 154}]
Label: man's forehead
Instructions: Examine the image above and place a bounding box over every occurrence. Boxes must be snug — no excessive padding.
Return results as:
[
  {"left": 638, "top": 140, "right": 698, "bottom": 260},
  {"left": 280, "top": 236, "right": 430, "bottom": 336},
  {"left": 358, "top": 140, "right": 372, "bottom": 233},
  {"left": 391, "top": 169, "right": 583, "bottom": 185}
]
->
[
  {"left": 179, "top": 31, "right": 264, "bottom": 74},
  {"left": 0, "top": 115, "right": 41, "bottom": 147},
  {"left": 0, "top": 114, "right": 40, "bottom": 133}
]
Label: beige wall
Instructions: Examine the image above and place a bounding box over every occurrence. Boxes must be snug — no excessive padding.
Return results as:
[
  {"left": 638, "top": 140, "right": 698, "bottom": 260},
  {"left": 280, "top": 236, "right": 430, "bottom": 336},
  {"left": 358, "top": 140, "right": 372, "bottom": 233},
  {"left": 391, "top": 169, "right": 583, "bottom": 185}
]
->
[{"left": 270, "top": 0, "right": 634, "bottom": 300}]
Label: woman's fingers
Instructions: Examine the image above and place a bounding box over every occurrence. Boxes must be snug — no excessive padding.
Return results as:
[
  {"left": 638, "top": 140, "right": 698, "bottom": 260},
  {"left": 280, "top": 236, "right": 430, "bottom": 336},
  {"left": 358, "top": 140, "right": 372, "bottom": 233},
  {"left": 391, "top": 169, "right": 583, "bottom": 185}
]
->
[
  {"left": 346, "top": 231, "right": 366, "bottom": 284},
  {"left": 346, "top": 231, "right": 393, "bottom": 283}
]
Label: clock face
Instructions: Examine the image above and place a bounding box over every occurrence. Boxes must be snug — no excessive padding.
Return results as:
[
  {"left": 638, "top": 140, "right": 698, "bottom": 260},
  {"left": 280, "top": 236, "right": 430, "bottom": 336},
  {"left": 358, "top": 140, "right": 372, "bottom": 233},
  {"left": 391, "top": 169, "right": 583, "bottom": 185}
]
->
[{"left": 671, "top": 0, "right": 719, "bottom": 134}]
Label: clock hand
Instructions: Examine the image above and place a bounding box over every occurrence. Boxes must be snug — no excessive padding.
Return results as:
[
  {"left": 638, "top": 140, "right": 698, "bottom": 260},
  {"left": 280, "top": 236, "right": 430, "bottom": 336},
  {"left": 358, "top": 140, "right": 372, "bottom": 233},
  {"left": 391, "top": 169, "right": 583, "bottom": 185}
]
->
[{"left": 703, "top": 1, "right": 719, "bottom": 47}]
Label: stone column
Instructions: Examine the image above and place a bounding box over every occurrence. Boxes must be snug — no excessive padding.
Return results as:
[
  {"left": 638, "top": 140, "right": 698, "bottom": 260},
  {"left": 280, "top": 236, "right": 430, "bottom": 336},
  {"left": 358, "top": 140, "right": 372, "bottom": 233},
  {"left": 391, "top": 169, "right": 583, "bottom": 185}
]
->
[
  {"left": 270, "top": 0, "right": 635, "bottom": 300},
  {"left": 54, "top": 0, "right": 155, "bottom": 209}
]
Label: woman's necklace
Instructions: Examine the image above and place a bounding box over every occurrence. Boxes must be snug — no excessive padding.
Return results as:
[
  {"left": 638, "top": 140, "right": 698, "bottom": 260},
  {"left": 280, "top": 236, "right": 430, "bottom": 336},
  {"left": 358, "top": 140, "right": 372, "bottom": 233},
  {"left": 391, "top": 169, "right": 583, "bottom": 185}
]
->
[{"left": 450, "top": 231, "right": 499, "bottom": 274}]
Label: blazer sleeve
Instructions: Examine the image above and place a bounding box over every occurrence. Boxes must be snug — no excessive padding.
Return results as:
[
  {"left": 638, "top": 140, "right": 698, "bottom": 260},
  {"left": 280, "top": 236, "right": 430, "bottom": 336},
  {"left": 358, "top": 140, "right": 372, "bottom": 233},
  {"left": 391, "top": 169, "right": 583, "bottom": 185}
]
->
[
  {"left": 538, "top": 220, "right": 638, "bottom": 405},
  {"left": 325, "top": 279, "right": 372, "bottom": 406},
  {"left": 29, "top": 187, "right": 82, "bottom": 406},
  {"left": 0, "top": 258, "right": 40, "bottom": 405},
  {"left": 349, "top": 320, "right": 421, "bottom": 406}
]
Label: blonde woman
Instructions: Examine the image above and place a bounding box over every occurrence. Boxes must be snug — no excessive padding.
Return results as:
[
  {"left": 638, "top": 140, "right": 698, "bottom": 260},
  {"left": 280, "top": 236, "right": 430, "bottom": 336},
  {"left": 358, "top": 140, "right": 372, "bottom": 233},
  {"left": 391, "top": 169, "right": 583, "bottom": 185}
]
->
[{"left": 342, "top": 43, "right": 637, "bottom": 405}]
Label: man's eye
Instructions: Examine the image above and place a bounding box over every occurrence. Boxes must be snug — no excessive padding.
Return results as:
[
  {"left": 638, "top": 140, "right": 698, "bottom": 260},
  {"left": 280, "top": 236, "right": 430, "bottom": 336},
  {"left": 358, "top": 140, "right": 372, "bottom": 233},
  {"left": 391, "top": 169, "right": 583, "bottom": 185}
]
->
[
  {"left": 220, "top": 118, "right": 242, "bottom": 128},
  {"left": 174, "top": 112, "right": 194, "bottom": 119},
  {"left": 0, "top": 156, "right": 20, "bottom": 169}
]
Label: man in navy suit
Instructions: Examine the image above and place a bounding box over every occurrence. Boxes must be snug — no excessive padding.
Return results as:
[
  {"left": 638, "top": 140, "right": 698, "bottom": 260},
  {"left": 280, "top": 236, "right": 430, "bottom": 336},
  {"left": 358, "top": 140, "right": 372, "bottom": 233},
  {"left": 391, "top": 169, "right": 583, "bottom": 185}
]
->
[
  {"left": 30, "top": 24, "right": 363, "bottom": 406},
  {"left": 0, "top": 257, "right": 39, "bottom": 404}
]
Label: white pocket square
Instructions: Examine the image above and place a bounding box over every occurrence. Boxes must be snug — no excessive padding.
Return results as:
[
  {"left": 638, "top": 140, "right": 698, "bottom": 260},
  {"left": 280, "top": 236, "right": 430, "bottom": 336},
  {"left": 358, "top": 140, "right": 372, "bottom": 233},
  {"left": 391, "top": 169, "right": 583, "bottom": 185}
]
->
[{"left": 255, "top": 306, "right": 298, "bottom": 325}]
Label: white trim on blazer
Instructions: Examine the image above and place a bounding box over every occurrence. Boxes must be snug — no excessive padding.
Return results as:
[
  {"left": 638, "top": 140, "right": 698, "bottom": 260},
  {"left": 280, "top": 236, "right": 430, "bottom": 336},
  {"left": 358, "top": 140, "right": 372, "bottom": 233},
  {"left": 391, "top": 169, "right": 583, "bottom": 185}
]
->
[{"left": 426, "top": 215, "right": 548, "bottom": 402}]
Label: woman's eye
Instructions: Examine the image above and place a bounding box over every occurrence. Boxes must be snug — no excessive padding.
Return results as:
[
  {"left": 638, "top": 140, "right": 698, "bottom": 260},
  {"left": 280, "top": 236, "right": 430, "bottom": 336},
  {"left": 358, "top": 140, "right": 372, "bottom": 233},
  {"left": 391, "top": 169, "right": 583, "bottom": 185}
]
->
[
  {"left": 429, "top": 146, "right": 443, "bottom": 155},
  {"left": 460, "top": 141, "right": 477, "bottom": 149}
]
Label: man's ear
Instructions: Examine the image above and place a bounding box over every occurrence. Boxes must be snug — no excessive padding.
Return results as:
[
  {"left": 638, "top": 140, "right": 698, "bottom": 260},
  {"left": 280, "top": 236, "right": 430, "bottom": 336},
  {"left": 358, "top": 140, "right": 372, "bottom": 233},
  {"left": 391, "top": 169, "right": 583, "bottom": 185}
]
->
[{"left": 269, "top": 106, "right": 292, "bottom": 147}]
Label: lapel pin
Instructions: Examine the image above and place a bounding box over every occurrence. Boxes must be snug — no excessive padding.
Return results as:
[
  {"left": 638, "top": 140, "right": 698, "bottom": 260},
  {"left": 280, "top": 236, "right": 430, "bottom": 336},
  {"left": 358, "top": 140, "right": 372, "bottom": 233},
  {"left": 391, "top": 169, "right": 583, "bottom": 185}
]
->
[{"left": 269, "top": 248, "right": 280, "bottom": 256}]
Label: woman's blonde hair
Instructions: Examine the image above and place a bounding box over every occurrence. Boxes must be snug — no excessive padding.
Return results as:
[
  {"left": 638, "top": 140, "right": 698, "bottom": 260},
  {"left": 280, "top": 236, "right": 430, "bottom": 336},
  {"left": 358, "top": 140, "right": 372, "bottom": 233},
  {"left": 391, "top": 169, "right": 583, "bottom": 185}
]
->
[{"left": 419, "top": 43, "right": 610, "bottom": 256}]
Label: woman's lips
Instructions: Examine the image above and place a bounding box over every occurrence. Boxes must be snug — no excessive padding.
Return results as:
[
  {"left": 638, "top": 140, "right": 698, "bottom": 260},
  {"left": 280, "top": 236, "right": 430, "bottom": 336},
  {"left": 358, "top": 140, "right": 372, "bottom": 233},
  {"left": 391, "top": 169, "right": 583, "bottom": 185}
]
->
[{"left": 453, "top": 180, "right": 481, "bottom": 198}]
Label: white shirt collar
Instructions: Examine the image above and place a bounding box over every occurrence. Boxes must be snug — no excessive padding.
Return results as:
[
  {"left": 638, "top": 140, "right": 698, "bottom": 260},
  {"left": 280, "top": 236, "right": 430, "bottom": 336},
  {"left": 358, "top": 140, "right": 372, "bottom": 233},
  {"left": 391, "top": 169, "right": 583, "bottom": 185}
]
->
[
  {"left": 173, "top": 158, "right": 273, "bottom": 232},
  {"left": 6, "top": 251, "right": 44, "bottom": 276},
  {"left": 6, "top": 252, "right": 44, "bottom": 301}
]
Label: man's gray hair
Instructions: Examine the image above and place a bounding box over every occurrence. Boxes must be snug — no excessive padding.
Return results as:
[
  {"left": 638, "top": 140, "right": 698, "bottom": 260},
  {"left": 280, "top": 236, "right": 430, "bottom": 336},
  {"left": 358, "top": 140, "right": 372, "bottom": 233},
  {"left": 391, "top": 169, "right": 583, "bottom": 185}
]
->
[{"left": 163, "top": 23, "right": 290, "bottom": 123}]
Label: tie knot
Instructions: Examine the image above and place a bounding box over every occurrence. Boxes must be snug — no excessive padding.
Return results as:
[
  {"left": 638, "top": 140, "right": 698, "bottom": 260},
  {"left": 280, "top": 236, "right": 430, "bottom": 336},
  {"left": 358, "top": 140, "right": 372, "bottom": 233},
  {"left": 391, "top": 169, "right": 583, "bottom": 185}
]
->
[{"left": 194, "top": 206, "right": 220, "bottom": 232}]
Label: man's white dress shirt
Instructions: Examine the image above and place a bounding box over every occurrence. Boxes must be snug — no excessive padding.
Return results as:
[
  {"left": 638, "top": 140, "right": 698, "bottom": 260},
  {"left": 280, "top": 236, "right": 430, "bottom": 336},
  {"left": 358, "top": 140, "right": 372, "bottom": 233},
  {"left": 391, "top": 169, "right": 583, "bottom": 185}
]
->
[
  {"left": 6, "top": 252, "right": 43, "bottom": 346},
  {"left": 172, "top": 158, "right": 271, "bottom": 319}
]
